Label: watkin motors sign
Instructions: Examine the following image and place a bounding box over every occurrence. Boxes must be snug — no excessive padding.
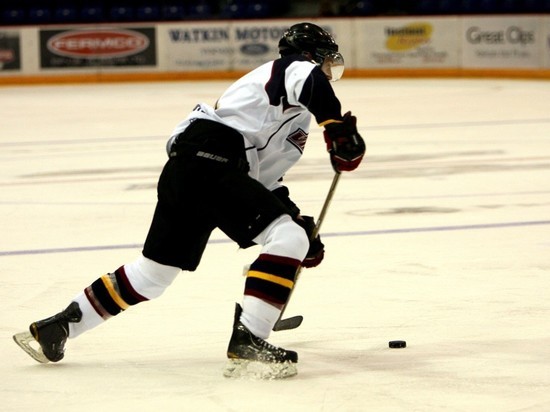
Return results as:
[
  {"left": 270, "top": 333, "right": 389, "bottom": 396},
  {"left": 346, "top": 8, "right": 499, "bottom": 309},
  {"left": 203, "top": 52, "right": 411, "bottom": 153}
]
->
[{"left": 40, "top": 27, "right": 156, "bottom": 68}]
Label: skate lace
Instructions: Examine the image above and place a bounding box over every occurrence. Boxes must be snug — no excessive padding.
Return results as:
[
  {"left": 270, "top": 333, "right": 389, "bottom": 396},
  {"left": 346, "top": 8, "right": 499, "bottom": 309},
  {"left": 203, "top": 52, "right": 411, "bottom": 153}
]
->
[{"left": 256, "top": 336, "right": 284, "bottom": 354}]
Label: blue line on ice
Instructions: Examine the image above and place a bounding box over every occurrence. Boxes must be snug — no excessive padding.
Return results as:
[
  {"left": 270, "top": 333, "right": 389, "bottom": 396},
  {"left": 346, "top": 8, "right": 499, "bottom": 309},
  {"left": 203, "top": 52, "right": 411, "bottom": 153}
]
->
[{"left": 1, "top": 220, "right": 549, "bottom": 257}]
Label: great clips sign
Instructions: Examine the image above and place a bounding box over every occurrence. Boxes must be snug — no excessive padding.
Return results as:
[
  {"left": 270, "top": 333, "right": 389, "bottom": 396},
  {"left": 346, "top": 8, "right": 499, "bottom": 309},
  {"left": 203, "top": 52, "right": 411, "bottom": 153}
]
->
[{"left": 40, "top": 28, "right": 156, "bottom": 68}]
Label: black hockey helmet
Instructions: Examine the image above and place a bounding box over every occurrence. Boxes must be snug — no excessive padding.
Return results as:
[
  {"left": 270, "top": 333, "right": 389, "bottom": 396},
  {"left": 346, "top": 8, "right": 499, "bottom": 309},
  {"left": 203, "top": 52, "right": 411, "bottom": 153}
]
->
[
  {"left": 279, "top": 22, "right": 344, "bottom": 81},
  {"left": 279, "top": 22, "right": 339, "bottom": 64}
]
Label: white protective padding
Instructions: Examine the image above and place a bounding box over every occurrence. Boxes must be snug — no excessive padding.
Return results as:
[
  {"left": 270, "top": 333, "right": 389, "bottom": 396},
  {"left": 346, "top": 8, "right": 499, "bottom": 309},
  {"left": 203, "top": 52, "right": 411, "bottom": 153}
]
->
[
  {"left": 123, "top": 255, "right": 181, "bottom": 300},
  {"left": 252, "top": 214, "right": 309, "bottom": 262}
]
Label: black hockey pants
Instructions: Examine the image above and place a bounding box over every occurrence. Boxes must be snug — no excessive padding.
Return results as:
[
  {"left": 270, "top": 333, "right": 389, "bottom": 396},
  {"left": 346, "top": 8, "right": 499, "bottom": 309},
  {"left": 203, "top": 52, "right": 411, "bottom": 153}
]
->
[{"left": 142, "top": 119, "right": 291, "bottom": 270}]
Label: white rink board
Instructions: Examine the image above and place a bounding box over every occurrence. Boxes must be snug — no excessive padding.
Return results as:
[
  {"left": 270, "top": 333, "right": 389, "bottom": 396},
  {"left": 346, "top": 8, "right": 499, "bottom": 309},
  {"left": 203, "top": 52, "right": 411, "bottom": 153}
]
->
[{"left": 2, "top": 15, "right": 550, "bottom": 80}]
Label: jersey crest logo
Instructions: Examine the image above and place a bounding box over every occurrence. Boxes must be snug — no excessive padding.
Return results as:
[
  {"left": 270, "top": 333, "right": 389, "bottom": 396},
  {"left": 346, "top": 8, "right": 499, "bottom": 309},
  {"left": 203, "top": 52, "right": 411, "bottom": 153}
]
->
[{"left": 286, "top": 128, "right": 308, "bottom": 153}]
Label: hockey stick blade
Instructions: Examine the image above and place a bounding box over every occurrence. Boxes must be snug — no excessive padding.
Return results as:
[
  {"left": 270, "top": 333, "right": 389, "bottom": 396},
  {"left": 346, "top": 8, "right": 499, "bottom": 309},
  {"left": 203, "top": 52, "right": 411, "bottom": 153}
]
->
[{"left": 272, "top": 315, "right": 303, "bottom": 331}]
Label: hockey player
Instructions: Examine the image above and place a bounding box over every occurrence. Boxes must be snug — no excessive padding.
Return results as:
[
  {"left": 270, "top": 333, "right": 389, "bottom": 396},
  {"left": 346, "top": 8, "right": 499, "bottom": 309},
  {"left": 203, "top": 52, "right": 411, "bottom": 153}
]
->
[{"left": 13, "top": 22, "right": 365, "bottom": 379}]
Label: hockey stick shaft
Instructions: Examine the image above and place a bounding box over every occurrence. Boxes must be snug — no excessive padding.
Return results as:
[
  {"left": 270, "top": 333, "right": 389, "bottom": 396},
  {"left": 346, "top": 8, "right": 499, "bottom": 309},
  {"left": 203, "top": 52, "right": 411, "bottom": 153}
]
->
[
  {"left": 273, "top": 171, "right": 341, "bottom": 331},
  {"left": 311, "top": 171, "right": 341, "bottom": 239}
]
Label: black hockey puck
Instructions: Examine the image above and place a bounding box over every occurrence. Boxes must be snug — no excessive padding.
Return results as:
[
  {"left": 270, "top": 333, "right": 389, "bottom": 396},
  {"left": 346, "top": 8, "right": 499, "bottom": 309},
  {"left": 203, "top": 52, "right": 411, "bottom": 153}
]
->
[{"left": 389, "top": 340, "right": 406, "bottom": 348}]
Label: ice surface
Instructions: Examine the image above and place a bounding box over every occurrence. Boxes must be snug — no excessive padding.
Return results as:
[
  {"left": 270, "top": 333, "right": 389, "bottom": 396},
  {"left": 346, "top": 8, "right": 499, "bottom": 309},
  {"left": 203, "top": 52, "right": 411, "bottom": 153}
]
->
[{"left": 1, "top": 78, "right": 549, "bottom": 411}]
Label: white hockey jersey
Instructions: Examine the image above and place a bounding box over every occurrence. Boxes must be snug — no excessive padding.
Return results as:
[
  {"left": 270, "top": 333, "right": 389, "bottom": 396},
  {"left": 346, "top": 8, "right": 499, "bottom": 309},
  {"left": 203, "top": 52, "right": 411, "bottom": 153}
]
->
[{"left": 168, "top": 55, "right": 342, "bottom": 191}]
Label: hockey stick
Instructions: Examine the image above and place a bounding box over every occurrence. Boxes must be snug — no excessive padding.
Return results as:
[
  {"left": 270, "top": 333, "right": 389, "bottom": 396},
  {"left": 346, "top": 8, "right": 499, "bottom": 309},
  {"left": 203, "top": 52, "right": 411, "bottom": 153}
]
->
[{"left": 273, "top": 171, "right": 341, "bottom": 331}]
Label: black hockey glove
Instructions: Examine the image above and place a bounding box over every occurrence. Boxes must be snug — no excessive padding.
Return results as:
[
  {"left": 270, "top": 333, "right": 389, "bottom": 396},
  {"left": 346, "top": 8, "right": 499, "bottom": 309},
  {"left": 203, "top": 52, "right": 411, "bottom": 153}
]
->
[
  {"left": 296, "top": 215, "right": 325, "bottom": 268},
  {"left": 323, "top": 111, "right": 366, "bottom": 172}
]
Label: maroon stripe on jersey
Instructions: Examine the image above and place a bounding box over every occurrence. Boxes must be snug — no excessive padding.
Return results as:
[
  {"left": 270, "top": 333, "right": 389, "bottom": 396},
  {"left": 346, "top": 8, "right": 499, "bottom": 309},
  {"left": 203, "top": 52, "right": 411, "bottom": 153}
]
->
[
  {"left": 255, "top": 253, "right": 301, "bottom": 266},
  {"left": 245, "top": 253, "right": 300, "bottom": 306},
  {"left": 265, "top": 55, "right": 311, "bottom": 108},
  {"left": 244, "top": 278, "right": 289, "bottom": 306},
  {"left": 83, "top": 267, "right": 149, "bottom": 320},
  {"left": 88, "top": 276, "right": 123, "bottom": 317},
  {"left": 114, "top": 266, "right": 149, "bottom": 305},
  {"left": 84, "top": 286, "right": 112, "bottom": 320},
  {"left": 249, "top": 253, "right": 301, "bottom": 282}
]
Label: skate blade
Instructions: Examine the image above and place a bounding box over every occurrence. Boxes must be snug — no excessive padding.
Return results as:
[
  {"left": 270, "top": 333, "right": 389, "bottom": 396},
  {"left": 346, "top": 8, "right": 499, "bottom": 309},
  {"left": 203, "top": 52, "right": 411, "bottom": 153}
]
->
[
  {"left": 223, "top": 359, "right": 297, "bottom": 380},
  {"left": 13, "top": 331, "right": 50, "bottom": 364}
]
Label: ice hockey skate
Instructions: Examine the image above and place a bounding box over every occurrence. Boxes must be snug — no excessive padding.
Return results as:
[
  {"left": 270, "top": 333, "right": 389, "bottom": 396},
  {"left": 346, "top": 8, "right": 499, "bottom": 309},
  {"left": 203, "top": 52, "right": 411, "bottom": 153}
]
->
[
  {"left": 13, "top": 302, "right": 82, "bottom": 363},
  {"left": 223, "top": 304, "right": 298, "bottom": 379}
]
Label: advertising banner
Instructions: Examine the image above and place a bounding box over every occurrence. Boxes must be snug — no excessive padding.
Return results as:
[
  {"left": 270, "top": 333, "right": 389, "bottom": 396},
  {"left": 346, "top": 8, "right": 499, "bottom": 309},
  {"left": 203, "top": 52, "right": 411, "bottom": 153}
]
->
[
  {"left": 162, "top": 19, "right": 353, "bottom": 72},
  {"left": 39, "top": 27, "right": 157, "bottom": 69},
  {"left": 230, "top": 21, "right": 293, "bottom": 70},
  {"left": 461, "top": 16, "right": 541, "bottom": 68},
  {"left": 0, "top": 31, "right": 21, "bottom": 71},
  {"left": 356, "top": 17, "right": 459, "bottom": 68},
  {"left": 227, "top": 19, "right": 354, "bottom": 71},
  {"left": 163, "top": 21, "right": 293, "bottom": 72},
  {"left": 162, "top": 22, "right": 232, "bottom": 71}
]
